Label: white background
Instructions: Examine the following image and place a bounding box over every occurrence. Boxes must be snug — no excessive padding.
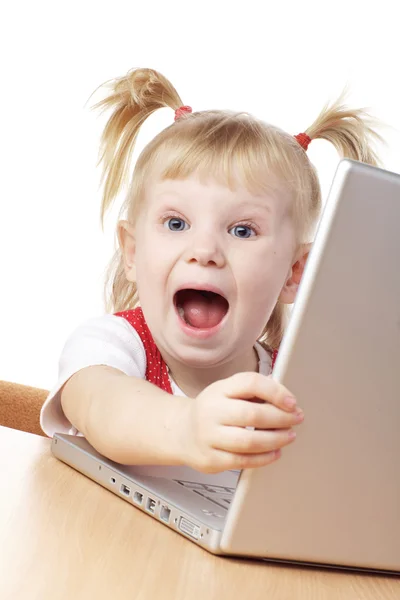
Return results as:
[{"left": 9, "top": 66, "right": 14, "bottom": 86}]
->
[{"left": 1, "top": 1, "right": 399, "bottom": 389}]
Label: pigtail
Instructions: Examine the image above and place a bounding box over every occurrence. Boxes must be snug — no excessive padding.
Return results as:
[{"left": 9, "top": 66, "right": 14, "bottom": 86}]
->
[
  {"left": 92, "top": 68, "right": 184, "bottom": 223},
  {"left": 304, "top": 92, "right": 383, "bottom": 166}
]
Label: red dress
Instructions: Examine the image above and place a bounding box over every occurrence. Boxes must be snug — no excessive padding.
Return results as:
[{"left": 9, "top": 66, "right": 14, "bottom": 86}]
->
[{"left": 115, "top": 307, "right": 277, "bottom": 394}]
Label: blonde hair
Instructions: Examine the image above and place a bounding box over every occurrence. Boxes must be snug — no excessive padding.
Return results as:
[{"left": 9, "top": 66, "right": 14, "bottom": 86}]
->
[{"left": 93, "top": 68, "right": 382, "bottom": 349}]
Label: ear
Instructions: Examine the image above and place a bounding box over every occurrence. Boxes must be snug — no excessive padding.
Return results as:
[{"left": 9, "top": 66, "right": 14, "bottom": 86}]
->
[
  {"left": 279, "top": 243, "right": 312, "bottom": 304},
  {"left": 118, "top": 220, "right": 136, "bottom": 283}
]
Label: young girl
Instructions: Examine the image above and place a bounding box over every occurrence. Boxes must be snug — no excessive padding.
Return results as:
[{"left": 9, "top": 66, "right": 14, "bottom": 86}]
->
[{"left": 40, "top": 68, "right": 381, "bottom": 474}]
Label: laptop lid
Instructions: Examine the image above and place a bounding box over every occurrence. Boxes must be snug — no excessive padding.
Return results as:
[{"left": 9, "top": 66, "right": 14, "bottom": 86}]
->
[{"left": 220, "top": 160, "right": 400, "bottom": 571}]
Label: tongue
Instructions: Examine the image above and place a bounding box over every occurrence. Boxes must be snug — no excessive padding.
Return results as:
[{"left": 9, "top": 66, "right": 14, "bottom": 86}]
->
[{"left": 178, "top": 290, "right": 228, "bottom": 329}]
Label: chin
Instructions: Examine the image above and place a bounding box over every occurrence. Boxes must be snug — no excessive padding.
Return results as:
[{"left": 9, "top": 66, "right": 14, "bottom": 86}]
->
[{"left": 169, "top": 344, "right": 233, "bottom": 369}]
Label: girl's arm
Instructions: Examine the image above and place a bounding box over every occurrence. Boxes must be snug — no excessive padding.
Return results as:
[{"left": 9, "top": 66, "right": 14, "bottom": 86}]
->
[
  {"left": 61, "top": 365, "right": 189, "bottom": 465},
  {"left": 61, "top": 366, "right": 302, "bottom": 472}
]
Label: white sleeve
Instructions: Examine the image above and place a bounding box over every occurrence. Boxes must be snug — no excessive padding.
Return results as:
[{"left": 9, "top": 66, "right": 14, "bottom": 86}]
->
[{"left": 40, "top": 314, "right": 147, "bottom": 438}]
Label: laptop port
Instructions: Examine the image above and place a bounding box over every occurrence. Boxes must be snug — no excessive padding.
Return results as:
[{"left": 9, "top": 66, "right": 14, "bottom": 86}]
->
[
  {"left": 160, "top": 505, "right": 171, "bottom": 523},
  {"left": 178, "top": 517, "right": 200, "bottom": 540},
  {"left": 120, "top": 484, "right": 131, "bottom": 497},
  {"left": 133, "top": 491, "right": 143, "bottom": 505},
  {"left": 146, "top": 497, "right": 156, "bottom": 514}
]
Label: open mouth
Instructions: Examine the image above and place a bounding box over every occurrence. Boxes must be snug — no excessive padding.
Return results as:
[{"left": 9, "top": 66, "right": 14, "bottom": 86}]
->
[{"left": 174, "top": 289, "right": 230, "bottom": 329}]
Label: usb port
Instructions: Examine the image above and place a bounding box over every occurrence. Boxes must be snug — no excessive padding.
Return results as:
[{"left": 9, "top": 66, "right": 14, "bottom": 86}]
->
[
  {"left": 160, "top": 505, "right": 171, "bottom": 523},
  {"left": 146, "top": 497, "right": 156, "bottom": 514},
  {"left": 133, "top": 491, "right": 143, "bottom": 505},
  {"left": 120, "top": 484, "right": 131, "bottom": 497}
]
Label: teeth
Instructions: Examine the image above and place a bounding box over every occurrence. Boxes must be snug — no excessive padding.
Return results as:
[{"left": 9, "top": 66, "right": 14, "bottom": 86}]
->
[{"left": 177, "top": 305, "right": 191, "bottom": 325}]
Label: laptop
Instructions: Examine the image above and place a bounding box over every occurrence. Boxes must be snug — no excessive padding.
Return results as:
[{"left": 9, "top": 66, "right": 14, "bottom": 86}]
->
[{"left": 51, "top": 159, "right": 400, "bottom": 573}]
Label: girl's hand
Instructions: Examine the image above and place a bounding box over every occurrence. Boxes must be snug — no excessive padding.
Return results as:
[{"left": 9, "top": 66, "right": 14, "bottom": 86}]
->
[{"left": 179, "top": 372, "right": 304, "bottom": 473}]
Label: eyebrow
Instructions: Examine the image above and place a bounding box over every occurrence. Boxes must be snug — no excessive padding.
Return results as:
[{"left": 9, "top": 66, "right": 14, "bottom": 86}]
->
[
  {"left": 156, "top": 189, "right": 273, "bottom": 207},
  {"left": 243, "top": 199, "right": 272, "bottom": 213},
  {"left": 154, "top": 187, "right": 184, "bottom": 198},
  {"left": 153, "top": 186, "right": 278, "bottom": 220}
]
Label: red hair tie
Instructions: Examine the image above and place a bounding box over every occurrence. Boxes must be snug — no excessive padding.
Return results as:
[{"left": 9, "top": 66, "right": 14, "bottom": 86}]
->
[
  {"left": 294, "top": 132, "right": 312, "bottom": 151},
  {"left": 174, "top": 105, "right": 192, "bottom": 121}
]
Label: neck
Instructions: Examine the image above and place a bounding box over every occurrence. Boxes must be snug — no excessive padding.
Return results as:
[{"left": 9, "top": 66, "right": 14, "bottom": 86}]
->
[{"left": 163, "top": 347, "right": 259, "bottom": 399}]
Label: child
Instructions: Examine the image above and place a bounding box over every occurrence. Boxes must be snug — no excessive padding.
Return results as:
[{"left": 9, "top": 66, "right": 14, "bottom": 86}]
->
[{"left": 40, "top": 68, "right": 381, "bottom": 473}]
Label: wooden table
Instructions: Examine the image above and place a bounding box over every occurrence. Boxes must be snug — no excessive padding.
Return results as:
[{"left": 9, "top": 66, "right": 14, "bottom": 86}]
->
[{"left": 0, "top": 425, "right": 399, "bottom": 600}]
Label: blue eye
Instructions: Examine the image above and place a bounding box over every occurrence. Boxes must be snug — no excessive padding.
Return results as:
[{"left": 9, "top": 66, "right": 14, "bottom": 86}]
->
[
  {"left": 229, "top": 225, "right": 256, "bottom": 239},
  {"left": 164, "top": 217, "right": 188, "bottom": 232}
]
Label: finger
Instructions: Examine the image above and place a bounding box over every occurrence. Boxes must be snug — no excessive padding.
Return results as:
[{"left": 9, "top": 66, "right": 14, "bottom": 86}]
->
[
  {"left": 220, "top": 372, "right": 298, "bottom": 412},
  {"left": 219, "top": 398, "right": 304, "bottom": 429},
  {"left": 213, "top": 426, "right": 296, "bottom": 454},
  {"left": 208, "top": 448, "right": 282, "bottom": 472}
]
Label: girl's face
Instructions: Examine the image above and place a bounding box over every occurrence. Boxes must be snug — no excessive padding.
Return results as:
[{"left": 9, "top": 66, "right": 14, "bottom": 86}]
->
[{"left": 120, "top": 175, "right": 304, "bottom": 368}]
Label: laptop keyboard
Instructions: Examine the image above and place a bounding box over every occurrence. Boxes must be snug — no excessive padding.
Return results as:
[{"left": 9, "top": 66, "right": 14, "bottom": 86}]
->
[{"left": 174, "top": 479, "right": 235, "bottom": 511}]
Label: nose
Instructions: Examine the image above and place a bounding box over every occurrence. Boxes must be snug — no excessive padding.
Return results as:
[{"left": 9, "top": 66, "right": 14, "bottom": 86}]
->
[{"left": 184, "top": 230, "right": 226, "bottom": 268}]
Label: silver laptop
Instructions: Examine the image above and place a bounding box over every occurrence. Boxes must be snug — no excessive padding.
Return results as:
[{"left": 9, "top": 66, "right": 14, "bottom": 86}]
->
[{"left": 52, "top": 159, "right": 400, "bottom": 573}]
